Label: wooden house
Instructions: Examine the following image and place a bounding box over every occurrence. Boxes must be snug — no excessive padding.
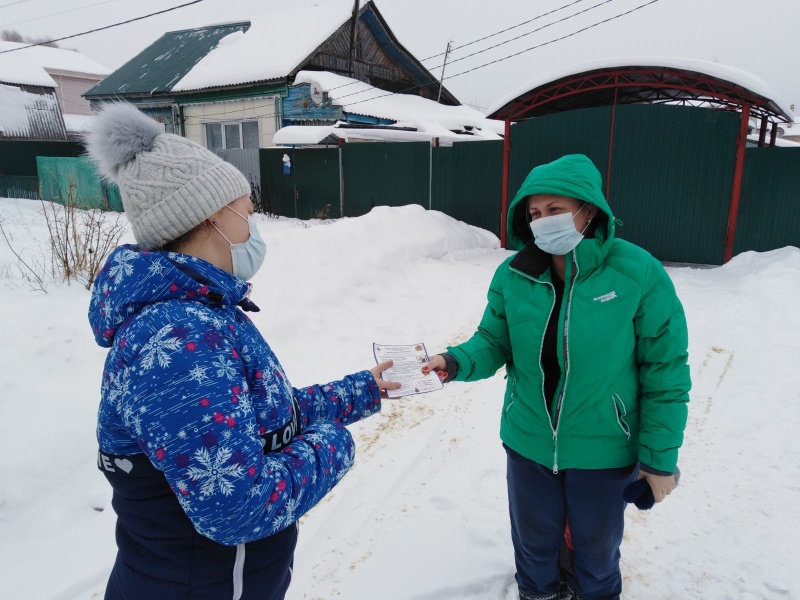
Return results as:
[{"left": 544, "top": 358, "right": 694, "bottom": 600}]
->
[{"left": 83, "top": 0, "right": 460, "bottom": 149}]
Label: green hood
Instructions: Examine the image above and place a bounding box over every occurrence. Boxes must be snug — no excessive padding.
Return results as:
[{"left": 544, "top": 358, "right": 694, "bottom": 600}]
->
[{"left": 507, "top": 154, "right": 616, "bottom": 250}]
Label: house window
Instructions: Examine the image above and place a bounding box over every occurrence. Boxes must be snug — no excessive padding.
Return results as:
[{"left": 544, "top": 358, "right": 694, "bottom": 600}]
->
[{"left": 205, "top": 121, "right": 260, "bottom": 149}]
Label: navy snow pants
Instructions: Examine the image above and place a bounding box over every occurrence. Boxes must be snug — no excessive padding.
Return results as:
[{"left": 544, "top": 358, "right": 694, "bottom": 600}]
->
[{"left": 505, "top": 444, "right": 637, "bottom": 600}]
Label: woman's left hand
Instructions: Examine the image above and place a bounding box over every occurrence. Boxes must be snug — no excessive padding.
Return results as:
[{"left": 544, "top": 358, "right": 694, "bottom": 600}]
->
[
  {"left": 370, "top": 360, "right": 402, "bottom": 396},
  {"left": 637, "top": 471, "right": 677, "bottom": 503}
]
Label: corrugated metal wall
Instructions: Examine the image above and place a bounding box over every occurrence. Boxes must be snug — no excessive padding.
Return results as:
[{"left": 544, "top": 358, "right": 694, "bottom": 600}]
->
[
  {"left": 735, "top": 147, "right": 800, "bottom": 254},
  {"left": 0, "top": 140, "right": 83, "bottom": 176},
  {"left": 509, "top": 106, "right": 612, "bottom": 200},
  {"left": 608, "top": 105, "right": 739, "bottom": 264},
  {"left": 260, "top": 147, "right": 340, "bottom": 219},
  {"left": 432, "top": 141, "right": 503, "bottom": 237},
  {"left": 213, "top": 148, "right": 261, "bottom": 188},
  {"left": 36, "top": 157, "right": 123, "bottom": 211},
  {"left": 342, "top": 142, "right": 430, "bottom": 216}
]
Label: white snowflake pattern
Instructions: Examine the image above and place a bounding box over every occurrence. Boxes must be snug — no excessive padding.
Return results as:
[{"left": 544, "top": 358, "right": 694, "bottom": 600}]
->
[
  {"left": 109, "top": 250, "right": 136, "bottom": 284},
  {"left": 188, "top": 363, "right": 209, "bottom": 384},
  {"left": 187, "top": 446, "right": 244, "bottom": 498},
  {"left": 122, "top": 405, "right": 143, "bottom": 436},
  {"left": 278, "top": 497, "right": 302, "bottom": 527},
  {"left": 147, "top": 260, "right": 166, "bottom": 276},
  {"left": 185, "top": 305, "right": 213, "bottom": 323},
  {"left": 139, "top": 324, "right": 182, "bottom": 371},
  {"left": 213, "top": 354, "right": 238, "bottom": 380},
  {"left": 176, "top": 494, "right": 194, "bottom": 513},
  {"left": 108, "top": 368, "right": 132, "bottom": 412}
]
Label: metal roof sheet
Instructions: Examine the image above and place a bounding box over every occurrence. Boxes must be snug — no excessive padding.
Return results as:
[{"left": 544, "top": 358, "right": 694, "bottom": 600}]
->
[{"left": 84, "top": 22, "right": 250, "bottom": 97}]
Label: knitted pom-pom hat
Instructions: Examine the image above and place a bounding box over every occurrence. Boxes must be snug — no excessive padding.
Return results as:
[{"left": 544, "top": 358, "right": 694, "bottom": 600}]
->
[{"left": 85, "top": 102, "right": 251, "bottom": 250}]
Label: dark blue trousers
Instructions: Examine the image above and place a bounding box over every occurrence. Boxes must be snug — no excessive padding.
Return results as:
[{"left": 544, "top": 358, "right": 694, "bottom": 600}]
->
[{"left": 505, "top": 444, "right": 636, "bottom": 600}]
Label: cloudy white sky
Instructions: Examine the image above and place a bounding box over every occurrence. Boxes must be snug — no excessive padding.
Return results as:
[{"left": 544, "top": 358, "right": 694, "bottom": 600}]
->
[{"left": 1, "top": 0, "right": 798, "bottom": 113}]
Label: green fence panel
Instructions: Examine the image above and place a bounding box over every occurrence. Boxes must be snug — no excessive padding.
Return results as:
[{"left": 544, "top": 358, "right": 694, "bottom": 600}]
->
[
  {"left": 0, "top": 140, "right": 83, "bottom": 176},
  {"left": 260, "top": 148, "right": 340, "bottom": 219},
  {"left": 342, "top": 142, "right": 430, "bottom": 216},
  {"left": 735, "top": 147, "right": 800, "bottom": 254},
  {"left": 608, "top": 105, "right": 739, "bottom": 264},
  {"left": 36, "top": 156, "right": 119, "bottom": 210},
  {"left": 431, "top": 146, "right": 453, "bottom": 214},
  {"left": 449, "top": 140, "right": 503, "bottom": 237},
  {"left": 0, "top": 175, "right": 39, "bottom": 199},
  {"left": 509, "top": 106, "right": 612, "bottom": 202}
]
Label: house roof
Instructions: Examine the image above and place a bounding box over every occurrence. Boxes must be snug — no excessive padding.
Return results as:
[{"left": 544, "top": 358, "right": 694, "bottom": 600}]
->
[
  {"left": 488, "top": 57, "right": 794, "bottom": 123},
  {"left": 172, "top": 2, "right": 358, "bottom": 92},
  {"left": 0, "top": 50, "right": 56, "bottom": 87},
  {"left": 85, "top": 0, "right": 456, "bottom": 103},
  {"left": 84, "top": 21, "right": 250, "bottom": 97},
  {"left": 0, "top": 41, "right": 111, "bottom": 78},
  {"left": 0, "top": 83, "right": 65, "bottom": 139}
]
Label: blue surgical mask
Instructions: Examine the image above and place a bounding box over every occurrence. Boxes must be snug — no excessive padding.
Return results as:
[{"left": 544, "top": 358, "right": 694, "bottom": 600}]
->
[
  {"left": 212, "top": 207, "right": 266, "bottom": 281},
  {"left": 529, "top": 204, "right": 591, "bottom": 256}
]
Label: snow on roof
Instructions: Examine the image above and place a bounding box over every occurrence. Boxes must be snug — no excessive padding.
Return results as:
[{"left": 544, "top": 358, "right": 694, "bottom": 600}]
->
[
  {"left": 293, "top": 71, "right": 503, "bottom": 140},
  {"left": 62, "top": 113, "right": 95, "bottom": 133},
  {"left": 0, "top": 41, "right": 111, "bottom": 77},
  {"left": 274, "top": 124, "right": 442, "bottom": 146},
  {"left": 172, "top": 1, "right": 354, "bottom": 92},
  {"left": 487, "top": 56, "right": 795, "bottom": 122},
  {"left": 0, "top": 83, "right": 62, "bottom": 137},
  {"left": 0, "top": 50, "right": 55, "bottom": 87}
]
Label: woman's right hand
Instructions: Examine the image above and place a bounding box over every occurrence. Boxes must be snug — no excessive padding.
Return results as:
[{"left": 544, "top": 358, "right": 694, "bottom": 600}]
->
[{"left": 421, "top": 354, "right": 448, "bottom": 381}]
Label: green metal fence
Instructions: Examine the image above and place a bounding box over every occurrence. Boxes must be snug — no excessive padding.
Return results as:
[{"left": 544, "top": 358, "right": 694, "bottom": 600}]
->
[
  {"left": 0, "top": 175, "right": 40, "bottom": 200},
  {"left": 36, "top": 157, "right": 123, "bottom": 211},
  {"left": 735, "top": 147, "right": 800, "bottom": 254},
  {"left": 607, "top": 105, "right": 740, "bottom": 264},
  {"left": 0, "top": 140, "right": 83, "bottom": 176},
  {"left": 342, "top": 142, "right": 430, "bottom": 216},
  {"left": 260, "top": 147, "right": 340, "bottom": 218},
  {"left": 432, "top": 141, "right": 503, "bottom": 237}
]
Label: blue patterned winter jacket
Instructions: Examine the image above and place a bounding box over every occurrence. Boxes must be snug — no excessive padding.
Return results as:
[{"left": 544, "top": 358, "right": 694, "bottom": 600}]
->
[{"left": 90, "top": 245, "right": 381, "bottom": 599}]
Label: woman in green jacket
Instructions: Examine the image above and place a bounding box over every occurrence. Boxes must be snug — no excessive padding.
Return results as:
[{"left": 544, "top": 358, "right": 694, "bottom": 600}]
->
[{"left": 425, "top": 154, "right": 690, "bottom": 600}]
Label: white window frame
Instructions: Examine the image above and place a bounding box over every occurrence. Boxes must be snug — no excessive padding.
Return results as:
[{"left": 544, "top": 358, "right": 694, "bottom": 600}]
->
[{"left": 204, "top": 120, "right": 260, "bottom": 150}]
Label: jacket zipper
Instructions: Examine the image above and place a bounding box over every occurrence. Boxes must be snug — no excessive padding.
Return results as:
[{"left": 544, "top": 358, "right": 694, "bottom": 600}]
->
[
  {"left": 505, "top": 376, "right": 518, "bottom": 414},
  {"left": 613, "top": 393, "right": 632, "bottom": 440},
  {"left": 508, "top": 266, "right": 558, "bottom": 450},
  {"left": 551, "top": 253, "right": 579, "bottom": 473}
]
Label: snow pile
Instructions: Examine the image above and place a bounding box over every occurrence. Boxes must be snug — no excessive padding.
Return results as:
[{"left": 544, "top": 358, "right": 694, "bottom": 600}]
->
[{"left": 0, "top": 49, "right": 55, "bottom": 87}]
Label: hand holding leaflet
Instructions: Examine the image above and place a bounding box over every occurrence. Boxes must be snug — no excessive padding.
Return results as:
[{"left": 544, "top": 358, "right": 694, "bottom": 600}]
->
[{"left": 373, "top": 343, "right": 444, "bottom": 398}]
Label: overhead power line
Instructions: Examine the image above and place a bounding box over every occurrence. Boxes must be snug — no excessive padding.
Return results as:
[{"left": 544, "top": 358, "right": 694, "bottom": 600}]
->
[
  {"left": 0, "top": 0, "right": 207, "bottom": 54},
  {"left": 2, "top": 0, "right": 125, "bottom": 28},
  {"left": 0, "top": 0, "right": 34, "bottom": 10},
  {"left": 425, "top": 0, "right": 617, "bottom": 74},
  {"left": 420, "top": 0, "right": 593, "bottom": 61}
]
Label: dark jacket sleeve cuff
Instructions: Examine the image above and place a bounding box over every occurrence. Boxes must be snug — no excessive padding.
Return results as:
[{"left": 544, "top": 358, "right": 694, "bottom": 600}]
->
[
  {"left": 441, "top": 352, "right": 459, "bottom": 383},
  {"left": 640, "top": 463, "right": 675, "bottom": 477}
]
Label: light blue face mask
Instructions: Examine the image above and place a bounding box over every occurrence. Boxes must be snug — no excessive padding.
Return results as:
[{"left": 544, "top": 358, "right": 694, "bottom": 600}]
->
[
  {"left": 212, "top": 207, "right": 266, "bottom": 281},
  {"left": 529, "top": 204, "right": 591, "bottom": 256}
]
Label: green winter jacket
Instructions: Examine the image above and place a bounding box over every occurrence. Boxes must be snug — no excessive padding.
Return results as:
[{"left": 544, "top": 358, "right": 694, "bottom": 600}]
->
[{"left": 447, "top": 154, "right": 690, "bottom": 472}]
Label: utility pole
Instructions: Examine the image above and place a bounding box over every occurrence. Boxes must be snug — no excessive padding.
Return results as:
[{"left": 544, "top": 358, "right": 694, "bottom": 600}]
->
[
  {"left": 347, "top": 0, "right": 360, "bottom": 77},
  {"left": 437, "top": 40, "right": 452, "bottom": 103}
]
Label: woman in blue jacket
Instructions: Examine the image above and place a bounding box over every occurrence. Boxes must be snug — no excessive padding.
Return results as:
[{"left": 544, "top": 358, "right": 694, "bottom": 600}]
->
[{"left": 86, "top": 103, "right": 398, "bottom": 600}]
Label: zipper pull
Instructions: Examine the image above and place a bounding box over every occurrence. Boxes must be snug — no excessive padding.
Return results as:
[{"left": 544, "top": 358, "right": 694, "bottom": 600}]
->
[{"left": 552, "top": 431, "right": 559, "bottom": 474}]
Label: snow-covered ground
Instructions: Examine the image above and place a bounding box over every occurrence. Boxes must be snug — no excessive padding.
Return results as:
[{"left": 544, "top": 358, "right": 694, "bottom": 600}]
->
[{"left": 0, "top": 197, "right": 798, "bottom": 600}]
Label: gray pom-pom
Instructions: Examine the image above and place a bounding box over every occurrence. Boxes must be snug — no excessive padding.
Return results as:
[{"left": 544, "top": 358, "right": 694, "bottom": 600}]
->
[{"left": 85, "top": 102, "right": 164, "bottom": 182}]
